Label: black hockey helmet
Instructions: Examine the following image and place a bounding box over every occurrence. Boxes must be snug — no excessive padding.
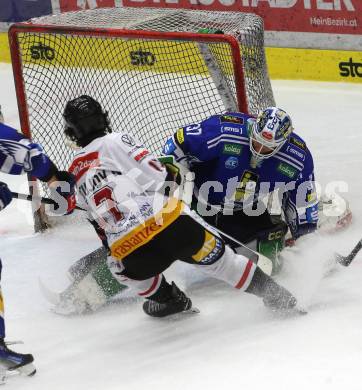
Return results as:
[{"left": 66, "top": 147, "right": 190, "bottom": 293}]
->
[{"left": 63, "top": 95, "right": 111, "bottom": 147}]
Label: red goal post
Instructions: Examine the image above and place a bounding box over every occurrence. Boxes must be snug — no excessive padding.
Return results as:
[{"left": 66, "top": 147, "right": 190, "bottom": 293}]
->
[
  {"left": 9, "top": 25, "right": 248, "bottom": 140},
  {"left": 8, "top": 8, "right": 275, "bottom": 231}
]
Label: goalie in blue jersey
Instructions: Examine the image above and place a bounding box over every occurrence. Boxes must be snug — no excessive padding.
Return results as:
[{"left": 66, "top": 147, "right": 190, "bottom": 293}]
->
[
  {"left": 162, "top": 107, "right": 319, "bottom": 273},
  {"left": 0, "top": 106, "right": 75, "bottom": 378}
]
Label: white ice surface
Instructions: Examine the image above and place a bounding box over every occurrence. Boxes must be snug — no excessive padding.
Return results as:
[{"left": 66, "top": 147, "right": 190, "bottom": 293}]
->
[{"left": 1, "top": 62, "right": 362, "bottom": 389}]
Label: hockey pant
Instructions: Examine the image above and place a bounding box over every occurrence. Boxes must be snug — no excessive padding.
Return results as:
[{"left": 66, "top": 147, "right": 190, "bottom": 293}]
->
[
  {"left": 203, "top": 208, "right": 286, "bottom": 250},
  {"left": 107, "top": 214, "right": 257, "bottom": 298}
]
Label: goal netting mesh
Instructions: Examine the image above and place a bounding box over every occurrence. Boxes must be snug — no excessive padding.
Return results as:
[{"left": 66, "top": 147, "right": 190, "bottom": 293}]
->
[{"left": 9, "top": 7, "right": 275, "bottom": 227}]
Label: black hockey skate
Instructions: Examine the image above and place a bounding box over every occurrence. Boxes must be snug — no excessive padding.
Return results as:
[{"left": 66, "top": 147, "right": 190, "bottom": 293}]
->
[
  {"left": 0, "top": 339, "right": 36, "bottom": 377},
  {"left": 143, "top": 282, "right": 194, "bottom": 318}
]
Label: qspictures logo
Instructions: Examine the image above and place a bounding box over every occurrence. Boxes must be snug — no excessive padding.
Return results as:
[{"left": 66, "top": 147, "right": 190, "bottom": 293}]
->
[{"left": 339, "top": 58, "right": 362, "bottom": 78}]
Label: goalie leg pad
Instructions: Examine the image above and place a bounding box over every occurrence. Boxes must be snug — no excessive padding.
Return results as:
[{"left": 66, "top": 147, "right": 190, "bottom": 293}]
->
[{"left": 91, "top": 260, "right": 126, "bottom": 298}]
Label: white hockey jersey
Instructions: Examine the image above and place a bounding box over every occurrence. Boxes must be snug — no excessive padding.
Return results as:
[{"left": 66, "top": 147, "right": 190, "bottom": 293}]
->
[{"left": 69, "top": 132, "right": 183, "bottom": 261}]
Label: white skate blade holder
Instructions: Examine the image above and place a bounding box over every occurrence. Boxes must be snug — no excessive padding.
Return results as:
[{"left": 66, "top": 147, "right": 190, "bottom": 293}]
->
[{"left": 0, "top": 361, "right": 36, "bottom": 384}]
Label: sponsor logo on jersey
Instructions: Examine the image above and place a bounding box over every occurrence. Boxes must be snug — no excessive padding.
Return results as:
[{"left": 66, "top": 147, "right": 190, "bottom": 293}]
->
[
  {"left": 222, "top": 143, "right": 242, "bottom": 156},
  {"left": 339, "top": 58, "right": 362, "bottom": 78},
  {"left": 127, "top": 145, "right": 143, "bottom": 156},
  {"left": 30, "top": 43, "right": 55, "bottom": 61},
  {"left": 176, "top": 128, "right": 185, "bottom": 145},
  {"left": 134, "top": 149, "right": 149, "bottom": 162},
  {"left": 221, "top": 126, "right": 241, "bottom": 134},
  {"left": 121, "top": 134, "right": 136, "bottom": 147},
  {"left": 234, "top": 170, "right": 259, "bottom": 201},
  {"left": 277, "top": 162, "right": 298, "bottom": 179},
  {"left": 286, "top": 145, "right": 305, "bottom": 160},
  {"left": 220, "top": 115, "right": 244, "bottom": 125},
  {"left": 163, "top": 139, "right": 177, "bottom": 155},
  {"left": 289, "top": 137, "right": 306, "bottom": 151},
  {"left": 69, "top": 152, "right": 99, "bottom": 181},
  {"left": 225, "top": 156, "right": 239, "bottom": 169},
  {"left": 111, "top": 198, "right": 183, "bottom": 260},
  {"left": 306, "top": 205, "right": 319, "bottom": 223},
  {"left": 130, "top": 50, "right": 156, "bottom": 66},
  {"left": 192, "top": 231, "right": 224, "bottom": 265},
  {"left": 307, "top": 192, "right": 317, "bottom": 203}
]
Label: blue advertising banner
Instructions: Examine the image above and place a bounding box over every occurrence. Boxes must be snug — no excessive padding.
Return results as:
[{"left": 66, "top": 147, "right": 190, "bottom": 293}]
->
[{"left": 0, "top": 0, "right": 52, "bottom": 23}]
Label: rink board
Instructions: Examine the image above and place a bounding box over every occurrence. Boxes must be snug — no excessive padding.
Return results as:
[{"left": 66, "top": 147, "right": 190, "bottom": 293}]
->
[
  {"left": 2, "top": 31, "right": 236, "bottom": 77},
  {"left": 1, "top": 32, "right": 362, "bottom": 82},
  {"left": 266, "top": 47, "right": 362, "bottom": 83}
]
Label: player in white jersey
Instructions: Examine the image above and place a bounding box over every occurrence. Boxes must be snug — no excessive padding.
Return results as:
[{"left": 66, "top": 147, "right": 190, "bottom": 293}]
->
[
  {"left": 64, "top": 95, "right": 301, "bottom": 318},
  {"left": 0, "top": 105, "right": 76, "bottom": 378}
]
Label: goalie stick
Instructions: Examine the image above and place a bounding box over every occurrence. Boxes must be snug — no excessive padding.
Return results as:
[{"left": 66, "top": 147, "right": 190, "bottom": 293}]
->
[
  {"left": 207, "top": 224, "right": 273, "bottom": 275},
  {"left": 14, "top": 188, "right": 359, "bottom": 267},
  {"left": 12, "top": 186, "right": 274, "bottom": 273}
]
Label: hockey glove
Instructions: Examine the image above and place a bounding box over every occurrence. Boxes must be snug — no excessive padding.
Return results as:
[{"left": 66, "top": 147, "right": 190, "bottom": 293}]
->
[
  {"left": 49, "top": 171, "right": 76, "bottom": 215},
  {"left": 158, "top": 156, "right": 194, "bottom": 205},
  {"left": 0, "top": 182, "right": 12, "bottom": 211}
]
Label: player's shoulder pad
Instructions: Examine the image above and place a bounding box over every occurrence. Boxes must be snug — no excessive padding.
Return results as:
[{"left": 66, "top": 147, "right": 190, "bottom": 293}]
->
[
  {"left": 288, "top": 133, "right": 308, "bottom": 152},
  {"left": 171, "top": 118, "right": 216, "bottom": 151},
  {"left": 218, "top": 112, "right": 251, "bottom": 124},
  {"left": 202, "top": 112, "right": 251, "bottom": 138},
  {"left": 112, "top": 132, "right": 144, "bottom": 151},
  {"left": 275, "top": 132, "right": 314, "bottom": 178},
  {"left": 282, "top": 132, "right": 311, "bottom": 164}
]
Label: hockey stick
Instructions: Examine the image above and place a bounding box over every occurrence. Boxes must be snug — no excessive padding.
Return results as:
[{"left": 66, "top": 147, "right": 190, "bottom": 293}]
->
[
  {"left": 11, "top": 191, "right": 84, "bottom": 211},
  {"left": 208, "top": 224, "right": 273, "bottom": 275},
  {"left": 14, "top": 186, "right": 273, "bottom": 274},
  {"left": 335, "top": 239, "right": 362, "bottom": 267}
]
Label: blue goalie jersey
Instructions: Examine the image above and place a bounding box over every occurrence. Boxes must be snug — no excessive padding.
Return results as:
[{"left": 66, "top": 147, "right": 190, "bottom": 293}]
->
[
  {"left": 163, "top": 112, "right": 318, "bottom": 236},
  {"left": 0, "top": 122, "right": 52, "bottom": 179}
]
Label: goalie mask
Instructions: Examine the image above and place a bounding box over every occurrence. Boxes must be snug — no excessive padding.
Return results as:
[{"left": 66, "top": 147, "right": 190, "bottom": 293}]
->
[
  {"left": 250, "top": 107, "right": 293, "bottom": 160},
  {"left": 63, "top": 95, "right": 111, "bottom": 147}
]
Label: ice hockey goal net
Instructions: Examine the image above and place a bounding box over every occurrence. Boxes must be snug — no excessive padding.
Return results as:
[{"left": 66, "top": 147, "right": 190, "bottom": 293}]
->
[{"left": 9, "top": 7, "right": 275, "bottom": 230}]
